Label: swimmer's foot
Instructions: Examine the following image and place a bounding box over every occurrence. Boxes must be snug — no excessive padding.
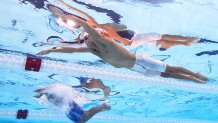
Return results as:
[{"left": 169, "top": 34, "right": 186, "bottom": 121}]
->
[
  {"left": 192, "top": 38, "right": 201, "bottom": 43},
  {"left": 195, "top": 72, "right": 209, "bottom": 82},
  {"left": 187, "top": 75, "right": 207, "bottom": 83},
  {"left": 184, "top": 38, "right": 200, "bottom": 46},
  {"left": 193, "top": 77, "right": 206, "bottom": 83}
]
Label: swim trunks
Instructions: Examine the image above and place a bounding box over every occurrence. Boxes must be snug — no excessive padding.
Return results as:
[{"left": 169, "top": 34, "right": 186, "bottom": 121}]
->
[
  {"left": 131, "top": 33, "right": 162, "bottom": 48},
  {"left": 117, "top": 30, "right": 135, "bottom": 40},
  {"left": 66, "top": 101, "right": 85, "bottom": 123},
  {"left": 79, "top": 77, "right": 88, "bottom": 83},
  {"left": 130, "top": 54, "right": 167, "bottom": 76}
]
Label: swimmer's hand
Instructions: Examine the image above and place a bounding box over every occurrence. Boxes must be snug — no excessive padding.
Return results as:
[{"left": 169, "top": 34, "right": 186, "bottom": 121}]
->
[{"left": 36, "top": 50, "right": 51, "bottom": 55}]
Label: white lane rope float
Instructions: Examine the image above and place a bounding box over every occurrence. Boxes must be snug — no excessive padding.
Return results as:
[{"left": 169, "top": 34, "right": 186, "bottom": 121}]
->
[
  {"left": 0, "top": 53, "right": 218, "bottom": 94},
  {"left": 0, "top": 109, "right": 217, "bottom": 123}
]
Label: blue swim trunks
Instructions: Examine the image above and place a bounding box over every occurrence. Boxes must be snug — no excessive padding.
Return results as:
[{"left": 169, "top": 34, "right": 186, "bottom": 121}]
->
[
  {"left": 78, "top": 76, "right": 88, "bottom": 83},
  {"left": 66, "top": 101, "right": 85, "bottom": 123}
]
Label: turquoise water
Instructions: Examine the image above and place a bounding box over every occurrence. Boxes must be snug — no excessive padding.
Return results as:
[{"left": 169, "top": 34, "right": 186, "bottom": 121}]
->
[{"left": 0, "top": 0, "right": 218, "bottom": 123}]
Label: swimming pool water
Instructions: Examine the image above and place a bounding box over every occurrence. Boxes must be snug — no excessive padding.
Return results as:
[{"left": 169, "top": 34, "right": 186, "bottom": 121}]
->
[{"left": 0, "top": 0, "right": 218, "bottom": 123}]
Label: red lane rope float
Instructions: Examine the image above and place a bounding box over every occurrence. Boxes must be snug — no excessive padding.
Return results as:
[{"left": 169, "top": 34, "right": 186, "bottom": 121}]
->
[
  {"left": 25, "top": 57, "right": 42, "bottom": 72},
  {"left": 16, "top": 109, "right": 28, "bottom": 119}
]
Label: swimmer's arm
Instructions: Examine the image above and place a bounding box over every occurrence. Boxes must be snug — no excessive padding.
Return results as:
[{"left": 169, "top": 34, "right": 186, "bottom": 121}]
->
[
  {"left": 58, "top": 0, "right": 97, "bottom": 24},
  {"left": 36, "top": 47, "right": 89, "bottom": 55},
  {"left": 77, "top": 21, "right": 101, "bottom": 39},
  {"left": 66, "top": 12, "right": 100, "bottom": 38},
  {"left": 101, "top": 23, "right": 127, "bottom": 31},
  {"left": 51, "top": 47, "right": 89, "bottom": 53}
]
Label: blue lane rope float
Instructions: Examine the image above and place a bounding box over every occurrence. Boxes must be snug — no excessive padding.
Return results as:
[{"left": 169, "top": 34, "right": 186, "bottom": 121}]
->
[
  {"left": 0, "top": 109, "right": 217, "bottom": 123},
  {"left": 0, "top": 53, "right": 218, "bottom": 94}
]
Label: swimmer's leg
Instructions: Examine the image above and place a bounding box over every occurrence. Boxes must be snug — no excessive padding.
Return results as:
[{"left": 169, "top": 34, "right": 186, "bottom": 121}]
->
[
  {"left": 156, "top": 34, "right": 200, "bottom": 48},
  {"left": 161, "top": 65, "right": 208, "bottom": 82},
  {"left": 80, "top": 103, "right": 111, "bottom": 123},
  {"left": 160, "top": 72, "right": 205, "bottom": 83},
  {"left": 156, "top": 39, "right": 187, "bottom": 49},
  {"left": 162, "top": 34, "right": 200, "bottom": 44}
]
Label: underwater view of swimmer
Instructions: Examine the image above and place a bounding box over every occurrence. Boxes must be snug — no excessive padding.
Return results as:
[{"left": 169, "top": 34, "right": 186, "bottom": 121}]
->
[
  {"left": 45, "top": 2, "right": 200, "bottom": 49},
  {"left": 1, "top": 0, "right": 218, "bottom": 123},
  {"left": 34, "top": 80, "right": 111, "bottom": 123},
  {"left": 37, "top": 14, "right": 208, "bottom": 83}
]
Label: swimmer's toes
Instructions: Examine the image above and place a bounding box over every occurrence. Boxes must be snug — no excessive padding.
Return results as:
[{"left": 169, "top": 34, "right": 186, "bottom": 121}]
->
[
  {"left": 196, "top": 79, "right": 207, "bottom": 83},
  {"left": 196, "top": 73, "right": 209, "bottom": 82},
  {"left": 184, "top": 38, "right": 200, "bottom": 46}
]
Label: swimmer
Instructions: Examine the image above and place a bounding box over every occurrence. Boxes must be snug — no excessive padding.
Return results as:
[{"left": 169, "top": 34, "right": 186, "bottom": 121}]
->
[
  {"left": 34, "top": 83, "right": 111, "bottom": 123},
  {"left": 37, "top": 14, "right": 208, "bottom": 83},
  {"left": 48, "top": 2, "right": 200, "bottom": 49}
]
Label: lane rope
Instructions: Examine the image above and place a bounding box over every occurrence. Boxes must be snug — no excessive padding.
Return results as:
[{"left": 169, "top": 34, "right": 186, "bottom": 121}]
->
[
  {"left": 0, "top": 109, "right": 217, "bottom": 123},
  {"left": 0, "top": 53, "right": 218, "bottom": 94}
]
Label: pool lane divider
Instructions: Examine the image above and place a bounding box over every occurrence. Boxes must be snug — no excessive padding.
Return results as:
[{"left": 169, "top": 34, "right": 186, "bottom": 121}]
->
[
  {"left": 0, "top": 53, "right": 218, "bottom": 94},
  {"left": 0, "top": 109, "right": 217, "bottom": 123}
]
